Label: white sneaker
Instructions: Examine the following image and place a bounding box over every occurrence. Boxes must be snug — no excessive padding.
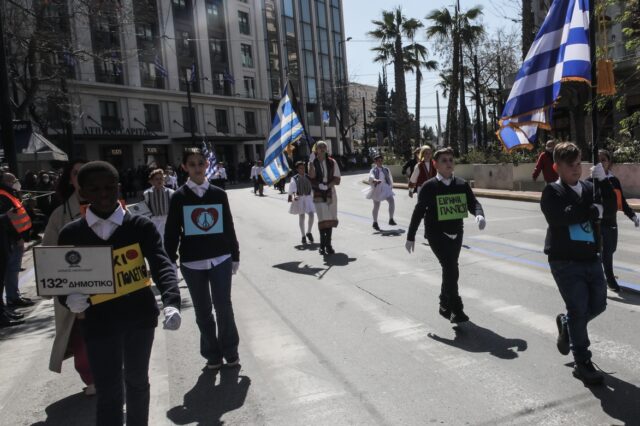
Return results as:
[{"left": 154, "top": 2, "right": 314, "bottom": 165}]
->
[{"left": 84, "top": 384, "right": 96, "bottom": 396}]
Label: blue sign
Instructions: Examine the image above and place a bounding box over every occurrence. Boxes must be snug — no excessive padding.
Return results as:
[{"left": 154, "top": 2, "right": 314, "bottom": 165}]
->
[
  {"left": 183, "top": 204, "right": 224, "bottom": 236},
  {"left": 568, "top": 222, "right": 594, "bottom": 243}
]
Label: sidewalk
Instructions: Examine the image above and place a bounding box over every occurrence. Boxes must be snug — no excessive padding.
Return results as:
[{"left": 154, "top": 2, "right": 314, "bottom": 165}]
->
[{"left": 390, "top": 182, "right": 640, "bottom": 212}]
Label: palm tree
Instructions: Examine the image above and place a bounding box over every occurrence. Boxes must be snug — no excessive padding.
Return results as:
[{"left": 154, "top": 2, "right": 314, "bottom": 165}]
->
[
  {"left": 426, "top": 4, "right": 484, "bottom": 153},
  {"left": 404, "top": 42, "right": 438, "bottom": 144},
  {"left": 369, "top": 7, "right": 423, "bottom": 157}
]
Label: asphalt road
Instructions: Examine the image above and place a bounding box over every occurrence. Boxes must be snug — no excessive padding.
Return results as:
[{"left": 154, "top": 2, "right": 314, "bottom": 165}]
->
[{"left": 1, "top": 173, "right": 639, "bottom": 425}]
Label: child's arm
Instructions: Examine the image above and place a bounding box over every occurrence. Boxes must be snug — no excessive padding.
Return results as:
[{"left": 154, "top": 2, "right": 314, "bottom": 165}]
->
[
  {"left": 541, "top": 184, "right": 597, "bottom": 226},
  {"left": 221, "top": 192, "right": 240, "bottom": 262},
  {"left": 140, "top": 218, "right": 181, "bottom": 310},
  {"left": 465, "top": 182, "right": 484, "bottom": 217},
  {"left": 163, "top": 193, "right": 181, "bottom": 263},
  {"left": 407, "top": 184, "right": 429, "bottom": 241}
]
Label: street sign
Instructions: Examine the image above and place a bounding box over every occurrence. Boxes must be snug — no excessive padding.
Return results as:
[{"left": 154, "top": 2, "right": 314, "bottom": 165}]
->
[{"left": 33, "top": 246, "right": 116, "bottom": 296}]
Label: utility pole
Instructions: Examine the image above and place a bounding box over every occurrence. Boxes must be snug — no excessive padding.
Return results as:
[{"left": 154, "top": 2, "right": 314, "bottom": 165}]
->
[
  {"left": 0, "top": 6, "right": 18, "bottom": 173},
  {"left": 362, "top": 96, "right": 368, "bottom": 153},
  {"left": 184, "top": 69, "right": 196, "bottom": 144},
  {"left": 496, "top": 54, "right": 504, "bottom": 114},
  {"left": 436, "top": 90, "right": 442, "bottom": 146},
  {"left": 457, "top": 0, "right": 468, "bottom": 154},
  {"left": 473, "top": 54, "right": 482, "bottom": 148}
]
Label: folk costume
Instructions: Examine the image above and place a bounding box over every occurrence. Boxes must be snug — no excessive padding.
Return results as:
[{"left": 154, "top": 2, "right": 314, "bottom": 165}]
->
[
  {"left": 288, "top": 173, "right": 316, "bottom": 244},
  {"left": 409, "top": 159, "right": 437, "bottom": 195},
  {"left": 309, "top": 155, "right": 341, "bottom": 254},
  {"left": 143, "top": 185, "right": 174, "bottom": 242},
  {"left": 250, "top": 164, "right": 265, "bottom": 196},
  {"left": 407, "top": 173, "right": 485, "bottom": 323},
  {"left": 366, "top": 164, "right": 396, "bottom": 228}
]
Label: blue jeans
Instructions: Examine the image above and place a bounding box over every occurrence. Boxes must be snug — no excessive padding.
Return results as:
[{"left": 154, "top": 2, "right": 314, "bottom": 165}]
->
[
  {"left": 3, "top": 242, "right": 23, "bottom": 302},
  {"left": 180, "top": 259, "right": 239, "bottom": 363},
  {"left": 549, "top": 259, "right": 607, "bottom": 362},
  {"left": 84, "top": 326, "right": 155, "bottom": 426}
]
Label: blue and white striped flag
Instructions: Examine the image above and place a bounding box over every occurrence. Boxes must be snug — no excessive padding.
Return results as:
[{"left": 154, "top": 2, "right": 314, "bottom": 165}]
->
[
  {"left": 201, "top": 140, "right": 218, "bottom": 180},
  {"left": 497, "top": 0, "right": 590, "bottom": 151},
  {"left": 261, "top": 84, "right": 304, "bottom": 185},
  {"left": 154, "top": 54, "right": 168, "bottom": 77}
]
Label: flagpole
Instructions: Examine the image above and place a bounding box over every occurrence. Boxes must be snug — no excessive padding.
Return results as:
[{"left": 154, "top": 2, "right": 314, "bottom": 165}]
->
[
  {"left": 286, "top": 80, "right": 313, "bottom": 151},
  {"left": 589, "top": 0, "right": 598, "bottom": 165}
]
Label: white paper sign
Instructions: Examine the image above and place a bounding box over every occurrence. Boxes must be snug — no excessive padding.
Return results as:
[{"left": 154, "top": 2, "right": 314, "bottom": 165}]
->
[
  {"left": 127, "top": 202, "right": 152, "bottom": 217},
  {"left": 33, "top": 246, "right": 117, "bottom": 296}
]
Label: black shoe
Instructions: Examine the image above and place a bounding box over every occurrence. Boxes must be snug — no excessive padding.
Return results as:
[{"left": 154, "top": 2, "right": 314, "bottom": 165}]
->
[
  {"left": 326, "top": 246, "right": 335, "bottom": 255},
  {"left": 389, "top": 219, "right": 397, "bottom": 226},
  {"left": 450, "top": 310, "right": 469, "bottom": 323},
  {"left": 555, "top": 314, "right": 570, "bottom": 355},
  {"left": 302, "top": 236, "right": 307, "bottom": 245},
  {"left": 607, "top": 278, "right": 621, "bottom": 293},
  {"left": 573, "top": 360, "right": 604, "bottom": 385},
  {"left": 306, "top": 233, "right": 314, "bottom": 243},
  {"left": 319, "top": 247, "right": 327, "bottom": 255},
  {"left": 439, "top": 306, "right": 451, "bottom": 320},
  {"left": 372, "top": 222, "right": 380, "bottom": 231},
  {"left": 7, "top": 297, "right": 35, "bottom": 308},
  {"left": 4, "top": 310, "right": 24, "bottom": 320},
  {"left": 0, "top": 313, "right": 25, "bottom": 328}
]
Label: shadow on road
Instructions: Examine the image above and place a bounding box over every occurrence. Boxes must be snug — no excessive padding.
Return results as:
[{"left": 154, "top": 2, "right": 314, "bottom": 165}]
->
[
  {"left": 294, "top": 243, "right": 320, "bottom": 251},
  {"left": 167, "top": 368, "right": 251, "bottom": 426},
  {"left": 31, "top": 392, "right": 95, "bottom": 426},
  {"left": 427, "top": 321, "right": 528, "bottom": 359},
  {"left": 607, "top": 289, "right": 640, "bottom": 306},
  {"left": 273, "top": 261, "right": 325, "bottom": 277},
  {"left": 374, "top": 229, "right": 405, "bottom": 237}
]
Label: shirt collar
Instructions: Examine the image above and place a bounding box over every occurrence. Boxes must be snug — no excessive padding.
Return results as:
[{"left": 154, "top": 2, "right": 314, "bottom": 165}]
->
[
  {"left": 186, "top": 178, "right": 210, "bottom": 191},
  {"left": 436, "top": 173, "right": 453, "bottom": 185},
  {"left": 85, "top": 204, "right": 126, "bottom": 227}
]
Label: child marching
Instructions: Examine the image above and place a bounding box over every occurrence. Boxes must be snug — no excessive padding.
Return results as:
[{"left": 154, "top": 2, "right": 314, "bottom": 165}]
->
[
  {"left": 143, "top": 168, "right": 174, "bottom": 242},
  {"left": 366, "top": 154, "right": 396, "bottom": 230},
  {"left": 541, "top": 142, "right": 616, "bottom": 385},
  {"left": 308, "top": 141, "right": 341, "bottom": 255},
  {"left": 288, "top": 161, "right": 316, "bottom": 244},
  {"left": 405, "top": 147, "right": 486, "bottom": 323},
  {"left": 164, "top": 148, "right": 241, "bottom": 370},
  {"left": 592, "top": 149, "right": 640, "bottom": 292},
  {"left": 408, "top": 144, "right": 437, "bottom": 198},
  {"left": 58, "top": 161, "right": 181, "bottom": 425}
]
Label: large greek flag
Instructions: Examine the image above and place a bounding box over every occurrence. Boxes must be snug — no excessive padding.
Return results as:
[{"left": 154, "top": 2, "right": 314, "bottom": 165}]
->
[
  {"left": 261, "top": 84, "right": 303, "bottom": 185},
  {"left": 498, "top": 0, "right": 590, "bottom": 151},
  {"left": 201, "top": 140, "right": 217, "bottom": 180}
]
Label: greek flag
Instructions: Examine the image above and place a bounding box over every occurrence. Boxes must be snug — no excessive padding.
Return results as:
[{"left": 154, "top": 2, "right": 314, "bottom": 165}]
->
[
  {"left": 201, "top": 140, "right": 218, "bottom": 180},
  {"left": 154, "top": 55, "right": 167, "bottom": 77},
  {"left": 261, "top": 84, "right": 303, "bottom": 185},
  {"left": 189, "top": 62, "right": 197, "bottom": 84},
  {"left": 497, "top": 0, "right": 590, "bottom": 151}
]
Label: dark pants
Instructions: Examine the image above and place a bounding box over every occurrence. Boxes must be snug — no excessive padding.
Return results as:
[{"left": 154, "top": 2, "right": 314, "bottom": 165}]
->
[
  {"left": 549, "top": 259, "right": 607, "bottom": 363},
  {"left": 180, "top": 259, "right": 239, "bottom": 363},
  {"left": 84, "top": 326, "right": 155, "bottom": 426},
  {"left": 427, "top": 230, "right": 464, "bottom": 312},
  {"left": 601, "top": 225, "right": 618, "bottom": 283}
]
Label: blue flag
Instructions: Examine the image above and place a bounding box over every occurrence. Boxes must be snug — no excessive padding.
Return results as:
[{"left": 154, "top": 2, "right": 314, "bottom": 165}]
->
[
  {"left": 497, "top": 0, "right": 590, "bottom": 151},
  {"left": 201, "top": 140, "right": 218, "bottom": 180}
]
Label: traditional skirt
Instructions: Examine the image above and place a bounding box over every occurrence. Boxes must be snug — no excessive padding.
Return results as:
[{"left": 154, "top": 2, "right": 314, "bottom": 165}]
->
[
  {"left": 314, "top": 188, "right": 338, "bottom": 229},
  {"left": 289, "top": 195, "right": 316, "bottom": 215}
]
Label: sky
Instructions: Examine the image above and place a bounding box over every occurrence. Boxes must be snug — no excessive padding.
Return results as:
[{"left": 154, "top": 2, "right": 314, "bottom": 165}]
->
[{"left": 342, "top": 0, "right": 521, "bottom": 131}]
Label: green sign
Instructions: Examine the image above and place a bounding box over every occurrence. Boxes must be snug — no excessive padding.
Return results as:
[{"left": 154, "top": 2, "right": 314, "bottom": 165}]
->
[{"left": 436, "top": 193, "right": 468, "bottom": 221}]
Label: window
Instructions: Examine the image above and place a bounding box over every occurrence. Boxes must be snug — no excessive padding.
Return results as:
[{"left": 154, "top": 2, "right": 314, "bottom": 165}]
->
[
  {"left": 144, "top": 104, "right": 162, "bottom": 131},
  {"left": 181, "top": 106, "right": 197, "bottom": 132},
  {"left": 209, "top": 39, "right": 226, "bottom": 62},
  {"left": 206, "top": 2, "right": 219, "bottom": 16},
  {"left": 172, "top": 0, "right": 186, "bottom": 7},
  {"left": 241, "top": 44, "right": 253, "bottom": 67},
  {"left": 99, "top": 100, "right": 120, "bottom": 130},
  {"left": 215, "top": 109, "right": 229, "bottom": 133},
  {"left": 182, "top": 31, "right": 190, "bottom": 49},
  {"left": 244, "top": 111, "right": 256, "bottom": 134},
  {"left": 238, "top": 11, "right": 250, "bottom": 35},
  {"left": 137, "top": 23, "right": 154, "bottom": 41},
  {"left": 243, "top": 77, "right": 255, "bottom": 98}
]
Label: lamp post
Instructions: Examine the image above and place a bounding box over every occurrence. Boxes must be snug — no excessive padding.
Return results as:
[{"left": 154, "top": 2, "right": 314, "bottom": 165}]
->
[{"left": 334, "top": 36, "right": 352, "bottom": 154}]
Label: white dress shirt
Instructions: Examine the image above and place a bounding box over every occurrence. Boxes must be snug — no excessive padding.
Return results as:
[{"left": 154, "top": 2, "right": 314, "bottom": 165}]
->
[
  {"left": 436, "top": 172, "right": 453, "bottom": 186},
  {"left": 182, "top": 179, "right": 231, "bottom": 270},
  {"left": 85, "top": 204, "right": 126, "bottom": 241}
]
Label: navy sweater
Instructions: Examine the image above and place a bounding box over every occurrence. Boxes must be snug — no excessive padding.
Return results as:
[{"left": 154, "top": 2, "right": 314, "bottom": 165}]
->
[
  {"left": 164, "top": 184, "right": 240, "bottom": 263},
  {"left": 408, "top": 176, "right": 484, "bottom": 240},
  {"left": 541, "top": 179, "right": 615, "bottom": 262},
  {"left": 58, "top": 212, "right": 181, "bottom": 335}
]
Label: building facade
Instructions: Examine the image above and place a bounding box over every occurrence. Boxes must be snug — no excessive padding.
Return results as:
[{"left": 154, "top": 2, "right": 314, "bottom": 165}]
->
[{"left": 25, "top": 0, "right": 349, "bottom": 173}]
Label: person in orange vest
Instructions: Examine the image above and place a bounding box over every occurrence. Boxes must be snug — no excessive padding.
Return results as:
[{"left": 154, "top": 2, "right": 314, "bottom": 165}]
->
[
  {"left": 0, "top": 172, "right": 34, "bottom": 309},
  {"left": 0, "top": 210, "right": 26, "bottom": 327}
]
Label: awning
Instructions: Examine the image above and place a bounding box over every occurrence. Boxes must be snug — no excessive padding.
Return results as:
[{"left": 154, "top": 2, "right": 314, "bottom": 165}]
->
[{"left": 17, "top": 131, "right": 69, "bottom": 162}]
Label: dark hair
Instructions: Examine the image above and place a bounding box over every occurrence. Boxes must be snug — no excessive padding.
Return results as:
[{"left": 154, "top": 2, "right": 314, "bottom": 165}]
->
[
  {"left": 553, "top": 142, "right": 581, "bottom": 164},
  {"left": 77, "top": 161, "right": 119, "bottom": 188},
  {"left": 55, "top": 158, "right": 87, "bottom": 202},
  {"left": 182, "top": 147, "right": 205, "bottom": 164},
  {"left": 598, "top": 149, "right": 612, "bottom": 162},
  {"left": 433, "top": 147, "right": 455, "bottom": 161}
]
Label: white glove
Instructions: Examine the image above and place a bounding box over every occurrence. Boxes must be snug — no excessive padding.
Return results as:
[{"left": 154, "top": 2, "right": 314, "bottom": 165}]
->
[
  {"left": 309, "top": 152, "right": 316, "bottom": 163},
  {"left": 232, "top": 261, "right": 240, "bottom": 275},
  {"left": 405, "top": 240, "right": 415, "bottom": 253},
  {"left": 67, "top": 293, "right": 90, "bottom": 313},
  {"left": 163, "top": 306, "right": 181, "bottom": 331},
  {"left": 476, "top": 215, "right": 486, "bottom": 230},
  {"left": 591, "top": 163, "right": 606, "bottom": 181},
  {"left": 633, "top": 214, "right": 640, "bottom": 228},
  {"left": 319, "top": 183, "right": 328, "bottom": 191},
  {"left": 594, "top": 203, "right": 603, "bottom": 219}
]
